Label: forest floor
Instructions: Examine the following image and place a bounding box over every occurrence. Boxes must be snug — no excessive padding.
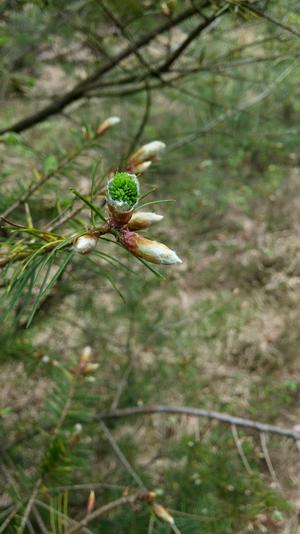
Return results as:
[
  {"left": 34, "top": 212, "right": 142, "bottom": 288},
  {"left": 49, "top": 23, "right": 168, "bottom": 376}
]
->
[{"left": 2, "top": 152, "right": 300, "bottom": 532}]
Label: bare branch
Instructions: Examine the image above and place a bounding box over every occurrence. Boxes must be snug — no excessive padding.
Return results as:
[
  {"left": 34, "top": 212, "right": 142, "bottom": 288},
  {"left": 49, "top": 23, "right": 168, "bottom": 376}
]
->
[
  {"left": 0, "top": 4, "right": 209, "bottom": 134},
  {"left": 97, "top": 404, "right": 300, "bottom": 440}
]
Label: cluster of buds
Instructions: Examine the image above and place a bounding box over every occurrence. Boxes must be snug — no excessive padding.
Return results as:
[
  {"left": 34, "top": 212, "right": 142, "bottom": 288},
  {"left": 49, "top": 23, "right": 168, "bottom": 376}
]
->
[
  {"left": 106, "top": 171, "right": 182, "bottom": 265},
  {"left": 74, "top": 139, "right": 181, "bottom": 266}
]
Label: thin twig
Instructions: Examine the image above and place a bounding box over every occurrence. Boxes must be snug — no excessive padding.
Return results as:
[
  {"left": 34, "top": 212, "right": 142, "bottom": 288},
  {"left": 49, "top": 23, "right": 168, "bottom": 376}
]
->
[
  {"left": 111, "top": 362, "right": 134, "bottom": 411},
  {"left": 65, "top": 491, "right": 146, "bottom": 534},
  {"left": 243, "top": 3, "right": 300, "bottom": 38},
  {"left": 48, "top": 482, "right": 127, "bottom": 492},
  {"left": 32, "top": 505, "right": 48, "bottom": 534},
  {"left": 0, "top": 503, "right": 22, "bottom": 534},
  {"left": 20, "top": 477, "right": 41, "bottom": 532},
  {"left": 100, "top": 421, "right": 145, "bottom": 489},
  {"left": 168, "top": 62, "right": 295, "bottom": 150},
  {"left": 125, "top": 82, "right": 152, "bottom": 160},
  {"left": 43, "top": 201, "right": 83, "bottom": 232},
  {"left": 96, "top": 404, "right": 300, "bottom": 440},
  {"left": 159, "top": 6, "right": 227, "bottom": 74},
  {"left": 171, "top": 522, "right": 182, "bottom": 534},
  {"left": 147, "top": 514, "right": 155, "bottom": 534},
  {"left": 0, "top": 4, "right": 207, "bottom": 134},
  {"left": 260, "top": 432, "right": 281, "bottom": 487},
  {"left": 0, "top": 126, "right": 109, "bottom": 220},
  {"left": 231, "top": 424, "right": 253, "bottom": 475},
  {"left": 35, "top": 499, "right": 93, "bottom": 534}
]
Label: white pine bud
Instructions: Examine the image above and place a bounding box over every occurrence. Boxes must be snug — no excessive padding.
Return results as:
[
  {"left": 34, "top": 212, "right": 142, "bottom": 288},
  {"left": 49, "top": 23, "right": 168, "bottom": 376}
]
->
[
  {"left": 96, "top": 116, "right": 121, "bottom": 135},
  {"left": 81, "top": 346, "right": 92, "bottom": 361},
  {"left": 74, "top": 234, "right": 97, "bottom": 254},
  {"left": 129, "top": 141, "right": 166, "bottom": 164},
  {"left": 87, "top": 490, "right": 96, "bottom": 514},
  {"left": 152, "top": 502, "right": 175, "bottom": 526},
  {"left": 128, "top": 212, "right": 163, "bottom": 230},
  {"left": 126, "top": 234, "right": 182, "bottom": 265},
  {"left": 84, "top": 362, "right": 99, "bottom": 374},
  {"left": 130, "top": 161, "right": 152, "bottom": 174}
]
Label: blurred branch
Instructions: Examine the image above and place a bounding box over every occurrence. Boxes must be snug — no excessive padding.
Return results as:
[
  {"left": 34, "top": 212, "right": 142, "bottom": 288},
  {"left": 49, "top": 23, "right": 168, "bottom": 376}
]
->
[
  {"left": 0, "top": 3, "right": 209, "bottom": 134},
  {"left": 167, "top": 62, "right": 294, "bottom": 150},
  {"left": 0, "top": 123, "right": 111, "bottom": 220},
  {"left": 242, "top": 2, "right": 300, "bottom": 38},
  {"left": 125, "top": 82, "right": 152, "bottom": 160},
  {"left": 97, "top": 404, "right": 300, "bottom": 440},
  {"left": 100, "top": 421, "right": 146, "bottom": 489},
  {"left": 260, "top": 432, "right": 281, "bottom": 487},
  {"left": 87, "top": 5, "right": 223, "bottom": 94},
  {"left": 35, "top": 500, "right": 93, "bottom": 534},
  {"left": 20, "top": 478, "right": 41, "bottom": 533},
  {"left": 0, "top": 504, "right": 22, "bottom": 534},
  {"left": 159, "top": 6, "right": 227, "bottom": 73},
  {"left": 65, "top": 491, "right": 150, "bottom": 534},
  {"left": 231, "top": 424, "right": 253, "bottom": 475}
]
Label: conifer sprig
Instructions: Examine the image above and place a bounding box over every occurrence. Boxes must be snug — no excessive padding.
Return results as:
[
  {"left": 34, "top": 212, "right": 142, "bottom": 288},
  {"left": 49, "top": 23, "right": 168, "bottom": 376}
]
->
[{"left": 1, "top": 139, "right": 181, "bottom": 325}]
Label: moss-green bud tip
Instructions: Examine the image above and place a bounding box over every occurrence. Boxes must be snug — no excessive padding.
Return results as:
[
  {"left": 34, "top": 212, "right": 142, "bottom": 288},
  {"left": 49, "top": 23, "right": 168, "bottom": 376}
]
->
[{"left": 107, "top": 172, "right": 139, "bottom": 212}]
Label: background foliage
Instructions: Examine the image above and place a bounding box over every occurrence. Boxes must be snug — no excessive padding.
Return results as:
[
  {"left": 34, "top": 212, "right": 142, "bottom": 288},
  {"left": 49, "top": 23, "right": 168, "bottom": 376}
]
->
[{"left": 1, "top": 0, "right": 300, "bottom": 532}]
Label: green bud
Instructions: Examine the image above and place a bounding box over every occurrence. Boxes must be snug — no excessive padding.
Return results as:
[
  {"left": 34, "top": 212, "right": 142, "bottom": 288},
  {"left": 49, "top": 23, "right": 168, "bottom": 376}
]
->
[{"left": 107, "top": 172, "right": 139, "bottom": 212}]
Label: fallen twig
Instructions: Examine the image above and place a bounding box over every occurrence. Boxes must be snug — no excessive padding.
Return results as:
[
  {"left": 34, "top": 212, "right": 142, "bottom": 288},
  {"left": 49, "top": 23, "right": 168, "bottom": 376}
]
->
[{"left": 97, "top": 404, "right": 300, "bottom": 440}]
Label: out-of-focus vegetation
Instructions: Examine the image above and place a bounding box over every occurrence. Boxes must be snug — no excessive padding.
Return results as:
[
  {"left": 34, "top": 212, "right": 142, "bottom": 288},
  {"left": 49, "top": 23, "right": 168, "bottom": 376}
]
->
[{"left": 1, "top": 0, "right": 300, "bottom": 532}]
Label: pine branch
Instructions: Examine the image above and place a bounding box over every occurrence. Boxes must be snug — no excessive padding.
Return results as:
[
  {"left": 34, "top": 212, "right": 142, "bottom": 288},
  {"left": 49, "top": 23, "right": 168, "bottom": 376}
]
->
[{"left": 0, "top": 124, "right": 110, "bottom": 220}]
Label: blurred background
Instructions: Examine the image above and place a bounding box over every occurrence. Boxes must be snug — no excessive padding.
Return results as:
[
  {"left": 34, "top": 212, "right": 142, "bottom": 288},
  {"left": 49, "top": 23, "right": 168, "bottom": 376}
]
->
[{"left": 1, "top": 1, "right": 300, "bottom": 532}]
